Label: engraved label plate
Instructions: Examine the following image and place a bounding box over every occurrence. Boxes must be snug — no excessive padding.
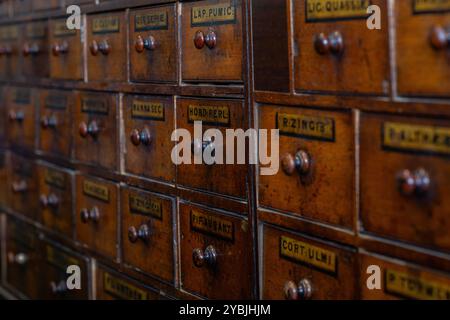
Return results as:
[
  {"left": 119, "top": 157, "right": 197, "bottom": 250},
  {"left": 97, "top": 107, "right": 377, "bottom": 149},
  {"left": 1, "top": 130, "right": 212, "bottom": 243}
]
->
[
  {"left": 83, "top": 180, "right": 110, "bottom": 202},
  {"left": 45, "top": 169, "right": 66, "bottom": 189},
  {"left": 413, "top": 0, "right": 450, "bottom": 14},
  {"left": 129, "top": 192, "right": 163, "bottom": 220},
  {"left": 81, "top": 98, "right": 109, "bottom": 115},
  {"left": 104, "top": 272, "right": 150, "bottom": 300},
  {"left": 190, "top": 210, "right": 234, "bottom": 242},
  {"left": 305, "top": 0, "right": 371, "bottom": 22},
  {"left": 191, "top": 1, "right": 236, "bottom": 26},
  {"left": 188, "top": 105, "right": 230, "bottom": 126},
  {"left": 53, "top": 20, "right": 77, "bottom": 37},
  {"left": 277, "top": 113, "right": 335, "bottom": 141},
  {"left": 135, "top": 11, "right": 168, "bottom": 31},
  {"left": 131, "top": 100, "right": 165, "bottom": 121},
  {"left": 92, "top": 16, "right": 120, "bottom": 34}
]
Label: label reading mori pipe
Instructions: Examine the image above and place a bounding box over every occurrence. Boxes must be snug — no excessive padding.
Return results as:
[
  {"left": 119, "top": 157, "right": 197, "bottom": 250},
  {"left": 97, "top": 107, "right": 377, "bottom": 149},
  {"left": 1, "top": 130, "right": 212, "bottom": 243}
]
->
[
  {"left": 305, "top": 0, "right": 371, "bottom": 22},
  {"left": 190, "top": 210, "right": 234, "bottom": 242},
  {"left": 413, "top": 0, "right": 450, "bottom": 14},
  {"left": 104, "top": 272, "right": 150, "bottom": 300},
  {"left": 191, "top": 1, "right": 237, "bottom": 26},
  {"left": 92, "top": 16, "right": 120, "bottom": 34},
  {"left": 129, "top": 192, "right": 163, "bottom": 220},
  {"left": 131, "top": 100, "right": 165, "bottom": 121},
  {"left": 135, "top": 11, "right": 168, "bottom": 31},
  {"left": 276, "top": 112, "right": 335, "bottom": 142},
  {"left": 83, "top": 180, "right": 110, "bottom": 202}
]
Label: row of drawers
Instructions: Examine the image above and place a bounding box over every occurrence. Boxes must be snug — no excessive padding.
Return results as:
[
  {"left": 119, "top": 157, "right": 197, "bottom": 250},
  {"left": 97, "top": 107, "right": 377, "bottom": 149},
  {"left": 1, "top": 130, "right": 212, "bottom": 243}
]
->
[
  {"left": 1, "top": 1, "right": 103, "bottom": 17},
  {"left": 3, "top": 214, "right": 450, "bottom": 300},
  {"left": 0, "top": 1, "right": 244, "bottom": 83}
]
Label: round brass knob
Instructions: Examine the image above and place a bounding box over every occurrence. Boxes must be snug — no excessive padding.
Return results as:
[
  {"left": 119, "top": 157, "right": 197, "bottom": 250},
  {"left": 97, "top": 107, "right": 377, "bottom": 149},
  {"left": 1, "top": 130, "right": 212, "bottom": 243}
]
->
[
  {"left": 281, "top": 150, "right": 311, "bottom": 176},
  {"left": 87, "top": 120, "right": 100, "bottom": 138},
  {"left": 193, "top": 245, "right": 217, "bottom": 268},
  {"left": 9, "top": 110, "right": 24, "bottom": 122},
  {"left": 79, "top": 122, "right": 88, "bottom": 138},
  {"left": 430, "top": 25, "right": 450, "bottom": 50},
  {"left": 315, "top": 31, "right": 344, "bottom": 55},
  {"left": 52, "top": 41, "right": 69, "bottom": 56},
  {"left": 8, "top": 252, "right": 28, "bottom": 265},
  {"left": 135, "top": 35, "right": 145, "bottom": 53},
  {"left": 23, "top": 43, "right": 39, "bottom": 56},
  {"left": 205, "top": 30, "right": 217, "bottom": 49},
  {"left": 0, "top": 45, "right": 12, "bottom": 55},
  {"left": 98, "top": 40, "right": 111, "bottom": 55},
  {"left": 314, "top": 33, "right": 329, "bottom": 54},
  {"left": 194, "top": 30, "right": 205, "bottom": 49},
  {"left": 80, "top": 207, "right": 100, "bottom": 223},
  {"left": 396, "top": 168, "right": 430, "bottom": 196},
  {"left": 50, "top": 280, "right": 67, "bottom": 294},
  {"left": 12, "top": 180, "right": 27, "bottom": 193},
  {"left": 40, "top": 193, "right": 59, "bottom": 208},
  {"left": 128, "top": 224, "right": 150, "bottom": 243},
  {"left": 130, "top": 128, "right": 151, "bottom": 146},
  {"left": 90, "top": 40, "right": 99, "bottom": 55},
  {"left": 284, "top": 279, "right": 313, "bottom": 300},
  {"left": 135, "top": 35, "right": 156, "bottom": 52}
]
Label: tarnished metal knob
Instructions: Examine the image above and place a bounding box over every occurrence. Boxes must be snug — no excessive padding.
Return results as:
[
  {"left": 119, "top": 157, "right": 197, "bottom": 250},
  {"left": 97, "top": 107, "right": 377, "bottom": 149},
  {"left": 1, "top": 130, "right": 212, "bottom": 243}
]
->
[
  {"left": 40, "top": 193, "right": 59, "bottom": 208},
  {"left": 130, "top": 128, "right": 151, "bottom": 146},
  {"left": 135, "top": 35, "right": 156, "bottom": 52},
  {"left": 284, "top": 279, "right": 313, "bottom": 300},
  {"left": 430, "top": 25, "right": 450, "bottom": 50},
  {"left": 90, "top": 40, "right": 99, "bottom": 55},
  {"left": 12, "top": 180, "right": 27, "bottom": 193},
  {"left": 128, "top": 224, "right": 151, "bottom": 243},
  {"left": 98, "top": 39, "right": 111, "bottom": 55},
  {"left": 0, "top": 45, "right": 12, "bottom": 55},
  {"left": 41, "top": 115, "right": 58, "bottom": 129},
  {"left": 205, "top": 30, "right": 217, "bottom": 49},
  {"left": 23, "top": 43, "right": 40, "bottom": 56},
  {"left": 79, "top": 121, "right": 100, "bottom": 138},
  {"left": 80, "top": 207, "right": 100, "bottom": 223},
  {"left": 396, "top": 168, "right": 430, "bottom": 196},
  {"left": 50, "top": 280, "right": 67, "bottom": 294},
  {"left": 193, "top": 245, "right": 217, "bottom": 268},
  {"left": 194, "top": 30, "right": 205, "bottom": 49},
  {"left": 281, "top": 150, "right": 311, "bottom": 176},
  {"left": 9, "top": 110, "right": 24, "bottom": 122},
  {"left": 315, "top": 31, "right": 344, "bottom": 55},
  {"left": 52, "top": 41, "right": 69, "bottom": 56},
  {"left": 8, "top": 252, "right": 28, "bottom": 265}
]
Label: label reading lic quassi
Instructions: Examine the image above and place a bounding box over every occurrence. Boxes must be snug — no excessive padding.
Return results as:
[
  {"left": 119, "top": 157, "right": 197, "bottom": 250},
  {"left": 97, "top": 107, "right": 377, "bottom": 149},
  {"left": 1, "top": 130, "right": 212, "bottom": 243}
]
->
[{"left": 305, "top": 0, "right": 371, "bottom": 22}]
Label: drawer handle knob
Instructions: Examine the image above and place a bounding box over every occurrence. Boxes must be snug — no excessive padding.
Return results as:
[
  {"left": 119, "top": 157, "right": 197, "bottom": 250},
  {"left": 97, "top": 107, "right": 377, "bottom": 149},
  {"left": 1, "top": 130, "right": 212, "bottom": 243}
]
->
[
  {"left": 130, "top": 128, "right": 152, "bottom": 146},
  {"left": 12, "top": 180, "right": 27, "bottom": 193},
  {"left": 79, "top": 121, "right": 100, "bottom": 138},
  {"left": 50, "top": 280, "right": 67, "bottom": 294},
  {"left": 397, "top": 168, "right": 430, "bottom": 196},
  {"left": 205, "top": 30, "right": 217, "bottom": 49},
  {"left": 98, "top": 39, "right": 111, "bottom": 55},
  {"left": 135, "top": 35, "right": 157, "bottom": 52},
  {"left": 281, "top": 150, "right": 311, "bottom": 176},
  {"left": 430, "top": 25, "right": 450, "bottom": 50},
  {"left": 52, "top": 41, "right": 69, "bottom": 56},
  {"left": 128, "top": 224, "right": 151, "bottom": 243},
  {"left": 194, "top": 30, "right": 205, "bottom": 49},
  {"left": 80, "top": 206, "right": 100, "bottom": 223},
  {"left": 0, "top": 45, "right": 12, "bottom": 55},
  {"left": 284, "top": 279, "right": 313, "bottom": 300},
  {"left": 9, "top": 110, "right": 24, "bottom": 122},
  {"left": 191, "top": 138, "right": 214, "bottom": 155},
  {"left": 23, "top": 43, "right": 40, "bottom": 56},
  {"left": 314, "top": 31, "right": 344, "bottom": 55},
  {"left": 193, "top": 245, "right": 217, "bottom": 268},
  {"left": 40, "top": 115, "right": 58, "bottom": 129},
  {"left": 40, "top": 193, "right": 59, "bottom": 208},
  {"left": 90, "top": 40, "right": 99, "bottom": 55},
  {"left": 8, "top": 252, "right": 28, "bottom": 265}
]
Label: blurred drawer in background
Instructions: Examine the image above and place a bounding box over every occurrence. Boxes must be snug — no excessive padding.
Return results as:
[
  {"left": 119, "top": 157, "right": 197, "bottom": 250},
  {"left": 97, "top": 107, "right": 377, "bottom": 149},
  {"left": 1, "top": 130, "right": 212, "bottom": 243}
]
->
[
  {"left": 0, "top": 24, "right": 20, "bottom": 79},
  {"left": 22, "top": 21, "right": 49, "bottom": 78},
  {"left": 13, "top": 0, "right": 31, "bottom": 16},
  {"left": 32, "top": 0, "right": 60, "bottom": 12}
]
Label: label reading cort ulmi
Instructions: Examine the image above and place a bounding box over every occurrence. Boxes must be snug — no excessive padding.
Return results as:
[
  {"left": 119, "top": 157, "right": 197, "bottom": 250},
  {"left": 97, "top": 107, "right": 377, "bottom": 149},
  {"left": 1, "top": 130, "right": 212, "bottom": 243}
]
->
[
  {"left": 191, "top": 1, "right": 236, "bottom": 26},
  {"left": 306, "top": 0, "right": 371, "bottom": 22}
]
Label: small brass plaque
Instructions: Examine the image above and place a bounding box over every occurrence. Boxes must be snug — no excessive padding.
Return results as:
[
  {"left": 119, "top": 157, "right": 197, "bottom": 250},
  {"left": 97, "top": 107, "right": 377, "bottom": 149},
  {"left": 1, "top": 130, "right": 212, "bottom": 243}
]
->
[
  {"left": 0, "top": 25, "right": 18, "bottom": 40},
  {"left": 382, "top": 122, "right": 450, "bottom": 156},
  {"left": 135, "top": 11, "right": 168, "bottom": 31},
  {"left": 190, "top": 210, "right": 234, "bottom": 242},
  {"left": 131, "top": 100, "right": 165, "bottom": 121},
  {"left": 129, "top": 192, "right": 163, "bottom": 220},
  {"left": 280, "top": 236, "right": 337, "bottom": 274},
  {"left": 14, "top": 88, "right": 31, "bottom": 104},
  {"left": 45, "top": 169, "right": 66, "bottom": 189},
  {"left": 26, "top": 23, "right": 46, "bottom": 38},
  {"left": 46, "top": 245, "right": 79, "bottom": 270},
  {"left": 81, "top": 98, "right": 109, "bottom": 115},
  {"left": 92, "top": 16, "right": 120, "bottom": 34},
  {"left": 305, "top": 0, "right": 371, "bottom": 22},
  {"left": 191, "top": 1, "right": 236, "bottom": 26},
  {"left": 46, "top": 95, "right": 67, "bottom": 110},
  {"left": 83, "top": 180, "right": 110, "bottom": 202},
  {"left": 53, "top": 20, "right": 77, "bottom": 37},
  {"left": 188, "top": 105, "right": 230, "bottom": 126},
  {"left": 385, "top": 269, "right": 450, "bottom": 300},
  {"left": 104, "top": 272, "right": 149, "bottom": 300},
  {"left": 413, "top": 0, "right": 450, "bottom": 13},
  {"left": 277, "top": 113, "right": 335, "bottom": 141}
]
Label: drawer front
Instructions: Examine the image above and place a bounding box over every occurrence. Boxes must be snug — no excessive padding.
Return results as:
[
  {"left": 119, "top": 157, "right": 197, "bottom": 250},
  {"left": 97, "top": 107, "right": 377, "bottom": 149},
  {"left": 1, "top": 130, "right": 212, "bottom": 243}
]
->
[
  {"left": 360, "top": 253, "right": 450, "bottom": 300},
  {"left": 396, "top": 1, "right": 450, "bottom": 97},
  {"left": 0, "top": 1, "right": 8, "bottom": 17},
  {"left": 0, "top": 25, "right": 20, "bottom": 79},
  {"left": 293, "top": 0, "right": 389, "bottom": 95},
  {"left": 262, "top": 224, "right": 358, "bottom": 299},
  {"left": 176, "top": 98, "right": 248, "bottom": 199},
  {"left": 87, "top": 12, "right": 127, "bottom": 82},
  {"left": 33, "top": 0, "right": 59, "bottom": 11},
  {"left": 39, "top": 89, "right": 74, "bottom": 159},
  {"left": 74, "top": 92, "right": 118, "bottom": 170},
  {"left": 121, "top": 186, "right": 174, "bottom": 283},
  {"left": 130, "top": 5, "right": 177, "bottom": 83},
  {"left": 13, "top": 0, "right": 31, "bottom": 15},
  {"left": 360, "top": 113, "right": 450, "bottom": 251},
  {"left": 7, "top": 87, "right": 36, "bottom": 150},
  {"left": 181, "top": 0, "right": 243, "bottom": 82},
  {"left": 259, "top": 105, "right": 355, "bottom": 228},
  {"left": 38, "top": 242, "right": 90, "bottom": 299},
  {"left": 8, "top": 154, "right": 38, "bottom": 218},
  {"left": 180, "top": 203, "right": 253, "bottom": 299},
  {"left": 22, "top": 21, "right": 49, "bottom": 78},
  {"left": 124, "top": 94, "right": 175, "bottom": 182},
  {"left": 38, "top": 163, "right": 74, "bottom": 238},
  {"left": 0, "top": 151, "right": 8, "bottom": 207},
  {"left": 49, "top": 18, "right": 83, "bottom": 80},
  {"left": 75, "top": 174, "right": 119, "bottom": 259},
  {"left": 0, "top": 86, "right": 5, "bottom": 145},
  {"left": 6, "top": 218, "right": 40, "bottom": 299}
]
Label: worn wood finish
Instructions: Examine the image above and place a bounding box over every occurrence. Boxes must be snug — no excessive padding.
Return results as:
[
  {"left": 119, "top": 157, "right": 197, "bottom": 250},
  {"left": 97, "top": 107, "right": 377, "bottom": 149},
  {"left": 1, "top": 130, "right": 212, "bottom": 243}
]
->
[
  {"left": 0, "top": 86, "right": 6, "bottom": 146},
  {"left": 181, "top": 0, "right": 243, "bottom": 82},
  {"left": 121, "top": 186, "right": 174, "bottom": 283},
  {"left": 32, "top": 0, "right": 60, "bottom": 11},
  {"left": 0, "top": 151, "right": 8, "bottom": 207},
  {"left": 129, "top": 5, "right": 177, "bottom": 83},
  {"left": 123, "top": 94, "right": 175, "bottom": 182},
  {"left": 87, "top": 12, "right": 127, "bottom": 82},
  {"left": 360, "top": 113, "right": 450, "bottom": 252},
  {"left": 293, "top": 0, "right": 389, "bottom": 95},
  {"left": 39, "top": 89, "right": 74, "bottom": 159},
  {"left": 74, "top": 91, "right": 118, "bottom": 171},
  {"left": 262, "top": 224, "right": 358, "bottom": 299},
  {"left": 179, "top": 202, "right": 253, "bottom": 299},
  {"left": 75, "top": 174, "right": 119, "bottom": 260},
  {"left": 0, "top": 24, "right": 20, "bottom": 79},
  {"left": 176, "top": 97, "right": 248, "bottom": 199},
  {"left": 396, "top": 1, "right": 450, "bottom": 97},
  {"left": 12, "top": 0, "right": 31, "bottom": 16},
  {"left": 49, "top": 18, "right": 83, "bottom": 81},
  {"left": 22, "top": 21, "right": 49, "bottom": 78},
  {"left": 37, "top": 162, "right": 74, "bottom": 238},
  {"left": 259, "top": 104, "right": 355, "bottom": 229}
]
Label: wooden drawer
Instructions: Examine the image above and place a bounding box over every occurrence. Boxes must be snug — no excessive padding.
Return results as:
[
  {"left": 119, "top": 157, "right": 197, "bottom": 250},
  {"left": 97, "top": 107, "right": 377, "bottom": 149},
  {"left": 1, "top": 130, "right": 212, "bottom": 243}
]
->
[
  {"left": 123, "top": 94, "right": 175, "bottom": 182},
  {"left": 38, "top": 242, "right": 90, "bottom": 299},
  {"left": 396, "top": 1, "right": 450, "bottom": 97},
  {"left": 74, "top": 92, "right": 118, "bottom": 171},
  {"left": 293, "top": 0, "right": 389, "bottom": 95},
  {"left": 39, "top": 89, "right": 74, "bottom": 159},
  {"left": 0, "top": 86, "right": 6, "bottom": 146},
  {"left": 13, "top": 0, "right": 31, "bottom": 15},
  {"left": 7, "top": 87, "right": 36, "bottom": 151},
  {"left": 5, "top": 217, "right": 40, "bottom": 299},
  {"left": 8, "top": 153, "right": 38, "bottom": 219},
  {"left": 0, "top": 25, "right": 20, "bottom": 79},
  {"left": 37, "top": 163, "right": 74, "bottom": 238},
  {"left": 96, "top": 266, "right": 163, "bottom": 300},
  {"left": 259, "top": 105, "right": 355, "bottom": 228},
  {"left": 261, "top": 224, "right": 358, "bottom": 299},
  {"left": 130, "top": 5, "right": 177, "bottom": 83},
  {"left": 87, "top": 12, "right": 127, "bottom": 82},
  {"left": 22, "top": 21, "right": 49, "bottom": 78},
  {"left": 0, "top": 151, "right": 8, "bottom": 207},
  {"left": 49, "top": 18, "right": 83, "bottom": 81},
  {"left": 181, "top": 0, "right": 243, "bottom": 82},
  {"left": 360, "top": 252, "right": 450, "bottom": 300},
  {"left": 121, "top": 186, "right": 174, "bottom": 283},
  {"left": 75, "top": 174, "right": 119, "bottom": 260},
  {"left": 32, "top": 0, "right": 59, "bottom": 11},
  {"left": 0, "top": 0, "right": 9, "bottom": 18},
  {"left": 360, "top": 113, "right": 450, "bottom": 252},
  {"left": 176, "top": 97, "right": 248, "bottom": 199},
  {"left": 179, "top": 203, "right": 253, "bottom": 299}
]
